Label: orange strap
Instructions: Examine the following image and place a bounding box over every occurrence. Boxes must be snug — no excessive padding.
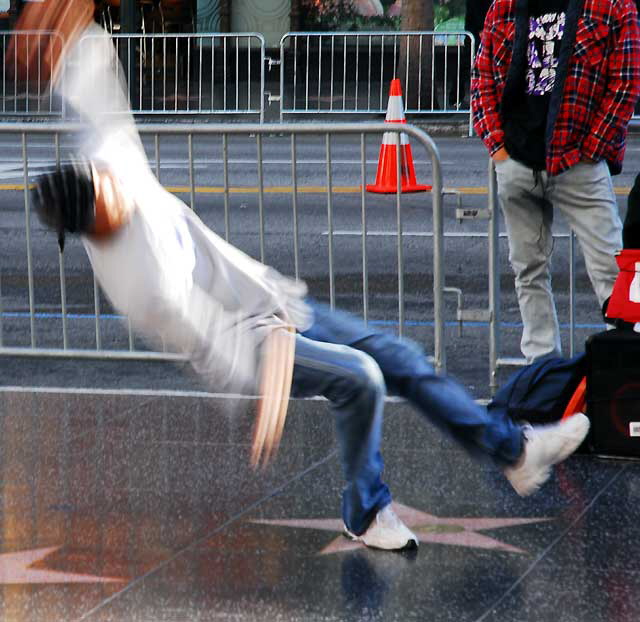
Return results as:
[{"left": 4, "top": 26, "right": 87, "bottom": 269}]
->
[{"left": 561, "top": 376, "right": 587, "bottom": 420}]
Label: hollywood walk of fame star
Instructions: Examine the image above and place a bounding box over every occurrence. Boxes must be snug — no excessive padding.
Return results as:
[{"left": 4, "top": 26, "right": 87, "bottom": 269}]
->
[
  {"left": 251, "top": 502, "right": 552, "bottom": 555},
  {"left": 0, "top": 546, "right": 125, "bottom": 584}
]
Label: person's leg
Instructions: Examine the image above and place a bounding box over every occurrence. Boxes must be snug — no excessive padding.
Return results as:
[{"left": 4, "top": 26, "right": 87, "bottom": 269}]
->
[
  {"left": 363, "top": 333, "right": 525, "bottom": 464},
  {"left": 549, "top": 160, "right": 622, "bottom": 307},
  {"left": 495, "top": 158, "right": 561, "bottom": 362},
  {"left": 301, "top": 301, "right": 590, "bottom": 497},
  {"left": 353, "top": 329, "right": 590, "bottom": 495},
  {"left": 302, "top": 302, "right": 523, "bottom": 466},
  {"left": 290, "top": 333, "right": 391, "bottom": 536}
]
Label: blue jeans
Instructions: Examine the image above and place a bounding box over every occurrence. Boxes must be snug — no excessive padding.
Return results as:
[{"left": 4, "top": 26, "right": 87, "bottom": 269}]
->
[{"left": 292, "top": 301, "right": 524, "bottom": 536}]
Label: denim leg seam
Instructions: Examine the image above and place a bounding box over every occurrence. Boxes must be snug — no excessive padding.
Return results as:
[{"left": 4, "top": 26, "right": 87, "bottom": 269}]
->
[{"left": 295, "top": 354, "right": 372, "bottom": 385}]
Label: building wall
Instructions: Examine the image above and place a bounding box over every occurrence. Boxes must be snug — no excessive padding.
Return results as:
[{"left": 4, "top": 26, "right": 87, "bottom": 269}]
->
[
  {"left": 197, "top": 0, "right": 222, "bottom": 31},
  {"left": 231, "top": 0, "right": 289, "bottom": 48}
]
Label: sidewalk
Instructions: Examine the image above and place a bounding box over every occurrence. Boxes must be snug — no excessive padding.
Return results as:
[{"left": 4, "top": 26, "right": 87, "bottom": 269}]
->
[{"left": 0, "top": 384, "right": 631, "bottom": 622}]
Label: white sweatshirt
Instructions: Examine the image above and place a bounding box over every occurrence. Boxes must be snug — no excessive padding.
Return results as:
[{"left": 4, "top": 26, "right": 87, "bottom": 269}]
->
[{"left": 55, "top": 25, "right": 311, "bottom": 391}]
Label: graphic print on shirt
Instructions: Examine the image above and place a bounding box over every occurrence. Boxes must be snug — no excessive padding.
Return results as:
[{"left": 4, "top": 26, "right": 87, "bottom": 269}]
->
[{"left": 527, "top": 12, "right": 565, "bottom": 95}]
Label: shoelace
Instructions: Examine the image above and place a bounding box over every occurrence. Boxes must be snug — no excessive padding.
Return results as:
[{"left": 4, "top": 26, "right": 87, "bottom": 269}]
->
[{"left": 521, "top": 424, "right": 535, "bottom": 442}]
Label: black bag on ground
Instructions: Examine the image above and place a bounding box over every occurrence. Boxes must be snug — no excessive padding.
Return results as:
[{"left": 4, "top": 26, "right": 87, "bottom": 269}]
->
[
  {"left": 586, "top": 329, "right": 640, "bottom": 458},
  {"left": 623, "top": 171, "right": 640, "bottom": 249},
  {"left": 487, "top": 354, "right": 587, "bottom": 425}
]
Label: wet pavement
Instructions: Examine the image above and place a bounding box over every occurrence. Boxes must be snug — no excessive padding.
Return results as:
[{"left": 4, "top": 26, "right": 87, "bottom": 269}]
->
[{"left": 0, "top": 387, "right": 638, "bottom": 622}]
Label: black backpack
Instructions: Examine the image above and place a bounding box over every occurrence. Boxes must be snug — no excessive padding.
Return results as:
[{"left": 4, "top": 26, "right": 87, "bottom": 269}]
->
[{"left": 487, "top": 354, "right": 587, "bottom": 425}]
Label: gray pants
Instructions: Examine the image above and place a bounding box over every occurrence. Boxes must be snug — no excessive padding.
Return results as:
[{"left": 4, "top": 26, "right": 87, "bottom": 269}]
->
[{"left": 495, "top": 158, "right": 622, "bottom": 362}]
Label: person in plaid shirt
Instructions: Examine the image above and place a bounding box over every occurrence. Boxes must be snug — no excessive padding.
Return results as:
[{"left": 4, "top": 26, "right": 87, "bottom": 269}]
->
[{"left": 471, "top": 0, "right": 640, "bottom": 363}]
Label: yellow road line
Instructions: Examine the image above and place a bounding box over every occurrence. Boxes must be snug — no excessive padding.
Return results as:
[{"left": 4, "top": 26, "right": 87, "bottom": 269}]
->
[
  {"left": 0, "top": 184, "right": 32, "bottom": 191},
  {"left": 435, "top": 186, "right": 634, "bottom": 195},
  {"left": 0, "top": 183, "right": 634, "bottom": 195}
]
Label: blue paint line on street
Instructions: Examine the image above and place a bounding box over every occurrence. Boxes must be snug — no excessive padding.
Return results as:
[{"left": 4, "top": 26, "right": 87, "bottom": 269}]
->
[
  {"left": 2, "top": 311, "right": 124, "bottom": 320},
  {"left": 369, "top": 319, "right": 606, "bottom": 330}
]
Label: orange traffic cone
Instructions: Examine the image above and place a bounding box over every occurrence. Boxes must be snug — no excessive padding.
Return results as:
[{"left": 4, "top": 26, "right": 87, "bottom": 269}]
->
[{"left": 366, "top": 78, "right": 431, "bottom": 194}]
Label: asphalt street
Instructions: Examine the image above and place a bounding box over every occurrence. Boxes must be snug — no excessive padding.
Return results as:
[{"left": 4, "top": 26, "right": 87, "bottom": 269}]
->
[{"left": 2, "top": 129, "right": 640, "bottom": 399}]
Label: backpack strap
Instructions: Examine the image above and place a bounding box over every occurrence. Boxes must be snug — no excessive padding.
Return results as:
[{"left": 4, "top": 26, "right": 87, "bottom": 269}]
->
[{"left": 561, "top": 376, "right": 587, "bottom": 420}]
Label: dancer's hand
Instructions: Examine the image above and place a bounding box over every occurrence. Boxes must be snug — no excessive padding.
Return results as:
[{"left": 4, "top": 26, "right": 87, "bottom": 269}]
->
[
  {"left": 92, "top": 167, "right": 134, "bottom": 238},
  {"left": 251, "top": 325, "right": 296, "bottom": 469},
  {"left": 492, "top": 147, "right": 509, "bottom": 162},
  {"left": 7, "top": 0, "right": 94, "bottom": 87}
]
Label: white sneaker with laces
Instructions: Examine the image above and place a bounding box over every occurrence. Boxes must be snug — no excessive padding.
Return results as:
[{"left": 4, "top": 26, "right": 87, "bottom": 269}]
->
[
  {"left": 504, "top": 412, "right": 590, "bottom": 497},
  {"left": 344, "top": 504, "right": 418, "bottom": 551}
]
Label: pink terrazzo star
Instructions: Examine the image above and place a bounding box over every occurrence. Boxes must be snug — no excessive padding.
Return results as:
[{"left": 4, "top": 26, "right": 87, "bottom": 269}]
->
[
  {"left": 252, "top": 502, "right": 551, "bottom": 555},
  {"left": 0, "top": 546, "right": 124, "bottom": 584}
]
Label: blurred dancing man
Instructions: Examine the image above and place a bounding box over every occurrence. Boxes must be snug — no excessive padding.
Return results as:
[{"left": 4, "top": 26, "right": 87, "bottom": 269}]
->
[{"left": 16, "top": 0, "right": 590, "bottom": 552}]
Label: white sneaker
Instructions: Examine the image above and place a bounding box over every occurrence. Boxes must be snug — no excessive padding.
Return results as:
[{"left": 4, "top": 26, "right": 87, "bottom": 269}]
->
[
  {"left": 504, "top": 413, "right": 590, "bottom": 497},
  {"left": 344, "top": 504, "right": 418, "bottom": 551}
]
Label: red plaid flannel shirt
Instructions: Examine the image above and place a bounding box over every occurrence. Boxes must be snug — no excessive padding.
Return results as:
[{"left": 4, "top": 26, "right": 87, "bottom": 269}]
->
[{"left": 471, "top": 0, "right": 640, "bottom": 176}]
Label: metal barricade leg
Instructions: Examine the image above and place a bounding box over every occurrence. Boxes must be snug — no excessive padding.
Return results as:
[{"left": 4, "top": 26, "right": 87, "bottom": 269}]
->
[{"left": 488, "top": 159, "right": 499, "bottom": 392}]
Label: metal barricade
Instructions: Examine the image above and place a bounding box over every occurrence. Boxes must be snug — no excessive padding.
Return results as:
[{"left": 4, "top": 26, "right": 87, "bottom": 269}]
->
[
  {"left": 76, "top": 32, "right": 266, "bottom": 120},
  {"left": 0, "top": 30, "right": 66, "bottom": 117},
  {"left": 0, "top": 122, "right": 446, "bottom": 373},
  {"left": 278, "top": 31, "right": 474, "bottom": 132}
]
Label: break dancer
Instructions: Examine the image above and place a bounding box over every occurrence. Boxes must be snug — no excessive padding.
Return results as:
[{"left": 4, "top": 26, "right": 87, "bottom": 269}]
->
[{"left": 16, "top": 0, "right": 589, "bottom": 552}]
